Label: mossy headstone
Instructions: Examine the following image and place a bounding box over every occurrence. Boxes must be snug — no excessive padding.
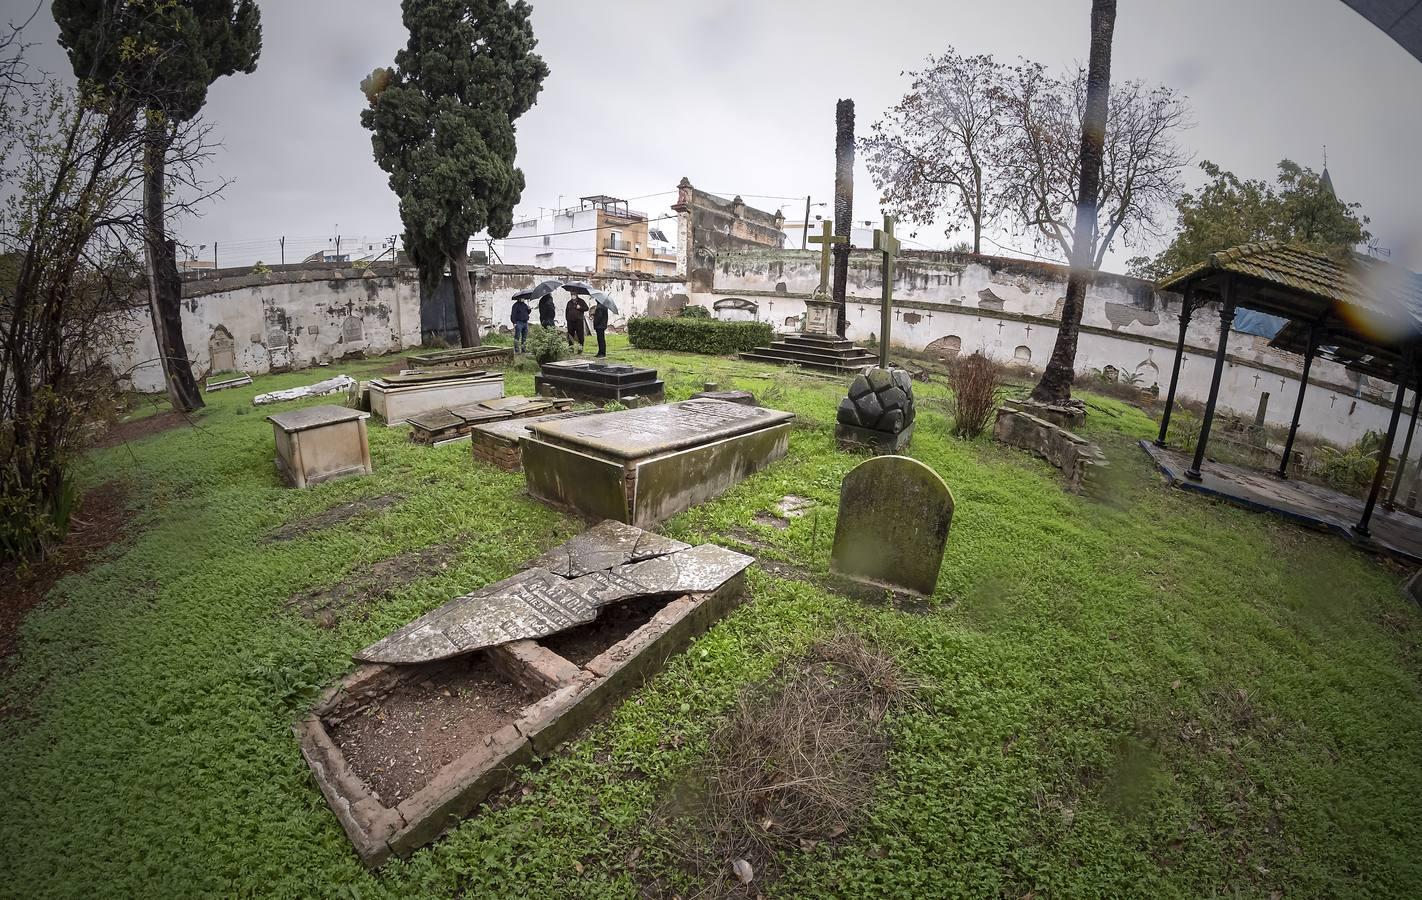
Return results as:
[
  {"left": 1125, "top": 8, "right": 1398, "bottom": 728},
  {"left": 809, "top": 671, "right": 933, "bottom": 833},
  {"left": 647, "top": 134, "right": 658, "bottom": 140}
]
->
[{"left": 830, "top": 455, "right": 953, "bottom": 597}]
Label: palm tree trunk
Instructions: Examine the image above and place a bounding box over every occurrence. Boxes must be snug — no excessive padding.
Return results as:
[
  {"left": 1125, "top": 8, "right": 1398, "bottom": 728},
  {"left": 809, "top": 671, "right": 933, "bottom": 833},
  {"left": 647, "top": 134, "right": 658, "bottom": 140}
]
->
[
  {"left": 831, "top": 99, "right": 855, "bottom": 338},
  {"left": 449, "top": 243, "right": 482, "bottom": 347},
  {"left": 144, "top": 117, "right": 203, "bottom": 412},
  {"left": 1030, "top": 0, "right": 1116, "bottom": 404}
]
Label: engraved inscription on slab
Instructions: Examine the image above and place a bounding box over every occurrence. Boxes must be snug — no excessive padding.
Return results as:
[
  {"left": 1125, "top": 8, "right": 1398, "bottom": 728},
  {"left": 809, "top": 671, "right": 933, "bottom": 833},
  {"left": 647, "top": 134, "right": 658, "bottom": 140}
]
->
[
  {"left": 355, "top": 568, "right": 597, "bottom": 664},
  {"left": 529, "top": 519, "right": 691, "bottom": 578},
  {"left": 529, "top": 399, "right": 794, "bottom": 461}
]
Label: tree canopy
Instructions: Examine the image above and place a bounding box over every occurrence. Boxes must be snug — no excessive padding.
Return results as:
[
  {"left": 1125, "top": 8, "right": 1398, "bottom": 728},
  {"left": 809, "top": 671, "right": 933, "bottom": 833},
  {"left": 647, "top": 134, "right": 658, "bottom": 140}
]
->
[
  {"left": 1130, "top": 159, "right": 1372, "bottom": 280},
  {"left": 362, "top": 0, "right": 549, "bottom": 295}
]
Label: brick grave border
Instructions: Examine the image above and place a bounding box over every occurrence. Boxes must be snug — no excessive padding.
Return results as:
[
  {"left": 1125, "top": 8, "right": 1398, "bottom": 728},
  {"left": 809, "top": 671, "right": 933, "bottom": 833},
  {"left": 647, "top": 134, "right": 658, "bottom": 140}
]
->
[{"left": 294, "top": 572, "right": 746, "bottom": 868}]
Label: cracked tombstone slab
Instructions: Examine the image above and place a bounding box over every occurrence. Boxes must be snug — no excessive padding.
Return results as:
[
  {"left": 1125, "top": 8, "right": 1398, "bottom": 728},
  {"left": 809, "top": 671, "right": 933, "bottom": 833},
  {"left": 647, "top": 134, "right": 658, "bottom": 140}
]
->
[
  {"left": 566, "top": 544, "right": 754, "bottom": 607},
  {"left": 527, "top": 520, "right": 691, "bottom": 578},
  {"left": 354, "top": 568, "right": 598, "bottom": 664},
  {"left": 830, "top": 455, "right": 953, "bottom": 597}
]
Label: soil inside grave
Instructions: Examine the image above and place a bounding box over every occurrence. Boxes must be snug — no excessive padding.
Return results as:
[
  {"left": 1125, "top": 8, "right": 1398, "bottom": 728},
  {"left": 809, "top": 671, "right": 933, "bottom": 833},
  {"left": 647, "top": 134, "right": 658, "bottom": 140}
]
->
[
  {"left": 539, "top": 595, "right": 671, "bottom": 666},
  {"left": 327, "top": 654, "right": 541, "bottom": 805}
]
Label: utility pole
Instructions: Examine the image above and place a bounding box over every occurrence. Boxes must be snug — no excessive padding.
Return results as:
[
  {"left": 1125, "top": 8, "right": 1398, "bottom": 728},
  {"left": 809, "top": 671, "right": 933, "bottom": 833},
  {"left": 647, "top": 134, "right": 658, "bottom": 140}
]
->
[
  {"left": 801, "top": 195, "right": 811, "bottom": 250},
  {"left": 214, "top": 241, "right": 218, "bottom": 270},
  {"left": 279, "top": 236, "right": 285, "bottom": 266}
]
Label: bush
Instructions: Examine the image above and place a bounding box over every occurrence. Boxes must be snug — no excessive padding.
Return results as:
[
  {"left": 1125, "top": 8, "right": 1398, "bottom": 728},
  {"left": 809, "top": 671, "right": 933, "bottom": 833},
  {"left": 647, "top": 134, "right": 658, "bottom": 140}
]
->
[
  {"left": 525, "top": 325, "right": 570, "bottom": 364},
  {"left": 627, "top": 316, "right": 772, "bottom": 355},
  {"left": 679, "top": 305, "right": 711, "bottom": 318},
  {"left": 947, "top": 353, "right": 1006, "bottom": 439},
  {"left": 1316, "top": 431, "right": 1382, "bottom": 494}
]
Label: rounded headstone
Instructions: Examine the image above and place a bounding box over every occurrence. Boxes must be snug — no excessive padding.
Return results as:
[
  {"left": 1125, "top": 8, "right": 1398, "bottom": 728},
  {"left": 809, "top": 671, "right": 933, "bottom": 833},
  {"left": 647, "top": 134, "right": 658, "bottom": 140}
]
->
[{"left": 830, "top": 455, "right": 952, "bottom": 597}]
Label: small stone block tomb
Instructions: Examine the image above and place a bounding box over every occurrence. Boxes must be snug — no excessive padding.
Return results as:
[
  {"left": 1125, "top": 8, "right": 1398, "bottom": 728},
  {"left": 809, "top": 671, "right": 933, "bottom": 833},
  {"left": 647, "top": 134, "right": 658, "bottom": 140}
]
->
[
  {"left": 534, "top": 359, "right": 665, "bottom": 406},
  {"left": 405, "top": 345, "right": 514, "bottom": 370},
  {"left": 266, "top": 404, "right": 373, "bottom": 489},
  {"left": 368, "top": 369, "right": 505, "bottom": 426},
  {"left": 469, "top": 410, "right": 598, "bottom": 471},
  {"left": 295, "top": 521, "right": 752, "bottom": 867},
  {"left": 830, "top": 455, "right": 953, "bottom": 597},
  {"left": 406, "top": 396, "right": 574, "bottom": 445},
  {"left": 521, "top": 398, "right": 794, "bottom": 526}
]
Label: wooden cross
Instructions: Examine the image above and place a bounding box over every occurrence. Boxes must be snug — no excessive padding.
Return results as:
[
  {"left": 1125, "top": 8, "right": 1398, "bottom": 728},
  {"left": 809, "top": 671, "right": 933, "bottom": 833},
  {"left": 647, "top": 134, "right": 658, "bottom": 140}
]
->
[
  {"left": 807, "top": 220, "right": 845, "bottom": 295},
  {"left": 872, "top": 215, "right": 901, "bottom": 369}
]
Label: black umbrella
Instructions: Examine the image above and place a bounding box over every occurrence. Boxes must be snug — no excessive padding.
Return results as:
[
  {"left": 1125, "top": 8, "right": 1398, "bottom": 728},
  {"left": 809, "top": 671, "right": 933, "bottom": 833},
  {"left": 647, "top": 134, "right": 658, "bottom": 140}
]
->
[
  {"left": 562, "top": 281, "right": 594, "bottom": 296},
  {"left": 513, "top": 279, "right": 563, "bottom": 302}
]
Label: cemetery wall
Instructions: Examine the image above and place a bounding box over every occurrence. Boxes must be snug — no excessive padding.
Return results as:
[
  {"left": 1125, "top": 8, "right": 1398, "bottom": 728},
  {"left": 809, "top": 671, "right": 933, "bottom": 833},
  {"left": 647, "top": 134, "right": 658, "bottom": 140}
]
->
[
  {"left": 476, "top": 267, "right": 689, "bottom": 333},
  {"left": 692, "top": 248, "right": 1417, "bottom": 451},
  {"left": 110, "top": 266, "right": 423, "bottom": 393}
]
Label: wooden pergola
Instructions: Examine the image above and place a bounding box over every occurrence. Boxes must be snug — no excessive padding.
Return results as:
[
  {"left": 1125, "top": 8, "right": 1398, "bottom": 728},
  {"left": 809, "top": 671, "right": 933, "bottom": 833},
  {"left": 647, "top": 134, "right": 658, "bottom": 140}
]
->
[{"left": 1155, "top": 242, "right": 1422, "bottom": 536}]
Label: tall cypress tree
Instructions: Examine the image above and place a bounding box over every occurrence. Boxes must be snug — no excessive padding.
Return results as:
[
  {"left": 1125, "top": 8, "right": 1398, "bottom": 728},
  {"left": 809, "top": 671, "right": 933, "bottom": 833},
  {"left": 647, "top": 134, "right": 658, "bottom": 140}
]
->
[
  {"left": 362, "top": 0, "right": 548, "bottom": 348},
  {"left": 53, "top": 0, "right": 262, "bottom": 412}
]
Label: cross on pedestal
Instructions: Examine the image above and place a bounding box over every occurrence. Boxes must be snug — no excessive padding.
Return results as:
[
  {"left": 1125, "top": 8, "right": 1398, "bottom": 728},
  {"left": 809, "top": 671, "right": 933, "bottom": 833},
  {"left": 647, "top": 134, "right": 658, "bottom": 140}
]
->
[
  {"left": 872, "top": 215, "right": 900, "bottom": 369},
  {"left": 807, "top": 220, "right": 845, "bottom": 296}
]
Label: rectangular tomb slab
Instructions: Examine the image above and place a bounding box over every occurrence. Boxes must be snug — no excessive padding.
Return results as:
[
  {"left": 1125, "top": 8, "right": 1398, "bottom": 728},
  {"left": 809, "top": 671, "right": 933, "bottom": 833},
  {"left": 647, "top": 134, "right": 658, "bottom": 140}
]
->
[
  {"left": 407, "top": 396, "right": 573, "bottom": 445},
  {"left": 267, "top": 404, "right": 372, "bottom": 489},
  {"left": 296, "top": 524, "right": 753, "bottom": 868},
  {"left": 368, "top": 371, "right": 505, "bottom": 425},
  {"left": 521, "top": 399, "right": 794, "bottom": 525},
  {"left": 469, "top": 409, "right": 599, "bottom": 471},
  {"left": 534, "top": 359, "right": 665, "bottom": 406}
]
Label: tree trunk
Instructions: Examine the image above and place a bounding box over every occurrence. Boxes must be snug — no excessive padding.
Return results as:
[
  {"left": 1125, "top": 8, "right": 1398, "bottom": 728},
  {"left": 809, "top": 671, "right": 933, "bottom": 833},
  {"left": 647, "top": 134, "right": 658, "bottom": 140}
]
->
[
  {"left": 1029, "top": 0, "right": 1116, "bottom": 405},
  {"left": 449, "top": 244, "right": 481, "bottom": 347},
  {"left": 831, "top": 99, "right": 855, "bottom": 338},
  {"left": 144, "top": 118, "right": 203, "bottom": 412}
]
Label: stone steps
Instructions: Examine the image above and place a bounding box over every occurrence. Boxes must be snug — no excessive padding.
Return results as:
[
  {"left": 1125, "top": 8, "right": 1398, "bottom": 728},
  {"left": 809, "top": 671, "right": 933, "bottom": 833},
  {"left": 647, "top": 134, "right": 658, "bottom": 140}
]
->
[{"left": 738, "top": 347, "right": 877, "bottom": 373}]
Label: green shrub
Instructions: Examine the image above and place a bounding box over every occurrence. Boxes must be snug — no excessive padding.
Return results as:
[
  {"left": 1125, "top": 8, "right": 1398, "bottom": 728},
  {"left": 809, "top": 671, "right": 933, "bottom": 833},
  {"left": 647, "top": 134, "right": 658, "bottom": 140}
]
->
[
  {"left": 1316, "top": 431, "right": 1382, "bottom": 494},
  {"left": 627, "top": 316, "right": 772, "bottom": 355},
  {"left": 679, "top": 305, "right": 711, "bottom": 319},
  {"left": 526, "top": 325, "right": 570, "bottom": 364}
]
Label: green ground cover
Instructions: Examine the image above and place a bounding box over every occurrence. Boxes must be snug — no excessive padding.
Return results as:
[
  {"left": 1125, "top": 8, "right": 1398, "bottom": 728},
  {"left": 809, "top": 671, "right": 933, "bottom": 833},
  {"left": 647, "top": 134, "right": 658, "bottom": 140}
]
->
[{"left": 2, "top": 337, "right": 1420, "bottom": 898}]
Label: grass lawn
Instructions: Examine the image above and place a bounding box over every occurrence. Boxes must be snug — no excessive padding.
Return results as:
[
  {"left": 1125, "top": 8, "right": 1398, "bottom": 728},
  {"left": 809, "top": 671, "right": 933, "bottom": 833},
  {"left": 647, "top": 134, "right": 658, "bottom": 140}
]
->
[{"left": 2, "top": 336, "right": 1421, "bottom": 898}]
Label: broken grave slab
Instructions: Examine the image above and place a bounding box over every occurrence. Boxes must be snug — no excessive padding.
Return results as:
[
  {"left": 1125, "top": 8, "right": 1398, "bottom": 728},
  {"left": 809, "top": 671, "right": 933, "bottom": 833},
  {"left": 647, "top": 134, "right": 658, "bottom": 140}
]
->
[{"left": 526, "top": 519, "right": 691, "bottom": 577}]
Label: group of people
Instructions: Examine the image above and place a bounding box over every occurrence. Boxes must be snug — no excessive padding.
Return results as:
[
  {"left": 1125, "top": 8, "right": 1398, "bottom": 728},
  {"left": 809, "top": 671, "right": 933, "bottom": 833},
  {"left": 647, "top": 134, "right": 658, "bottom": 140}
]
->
[{"left": 510, "top": 291, "right": 609, "bottom": 357}]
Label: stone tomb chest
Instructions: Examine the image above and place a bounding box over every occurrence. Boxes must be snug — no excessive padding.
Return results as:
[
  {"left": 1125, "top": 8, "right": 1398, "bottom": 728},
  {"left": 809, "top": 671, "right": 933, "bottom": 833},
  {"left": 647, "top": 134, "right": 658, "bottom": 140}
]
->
[
  {"left": 406, "top": 396, "right": 574, "bottom": 445},
  {"left": 470, "top": 409, "right": 597, "bottom": 471},
  {"left": 295, "top": 521, "right": 753, "bottom": 867},
  {"left": 368, "top": 369, "right": 505, "bottom": 426},
  {"left": 534, "top": 359, "right": 665, "bottom": 406},
  {"left": 521, "top": 398, "right": 793, "bottom": 526},
  {"left": 266, "top": 404, "right": 373, "bottom": 489}
]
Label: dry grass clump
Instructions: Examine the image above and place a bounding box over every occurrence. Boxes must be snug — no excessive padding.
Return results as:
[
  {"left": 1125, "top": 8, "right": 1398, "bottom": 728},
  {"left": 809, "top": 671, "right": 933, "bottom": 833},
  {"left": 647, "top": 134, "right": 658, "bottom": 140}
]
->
[
  {"left": 658, "top": 634, "right": 921, "bottom": 898},
  {"left": 947, "top": 353, "right": 1007, "bottom": 438}
]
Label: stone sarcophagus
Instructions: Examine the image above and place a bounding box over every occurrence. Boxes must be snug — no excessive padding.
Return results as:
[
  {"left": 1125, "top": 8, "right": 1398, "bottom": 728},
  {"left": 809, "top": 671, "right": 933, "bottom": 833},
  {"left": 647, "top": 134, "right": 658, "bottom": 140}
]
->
[
  {"left": 521, "top": 398, "right": 793, "bottom": 526},
  {"left": 534, "top": 359, "right": 665, "bottom": 406},
  {"left": 266, "top": 405, "right": 373, "bottom": 489},
  {"left": 367, "top": 370, "right": 505, "bottom": 426}
]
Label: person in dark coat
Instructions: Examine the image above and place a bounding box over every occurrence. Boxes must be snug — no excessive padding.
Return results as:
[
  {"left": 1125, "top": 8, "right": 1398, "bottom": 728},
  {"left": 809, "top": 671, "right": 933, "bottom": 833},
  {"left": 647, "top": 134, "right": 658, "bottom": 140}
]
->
[
  {"left": 537, "top": 293, "right": 557, "bottom": 329},
  {"left": 510, "top": 297, "right": 531, "bottom": 352},
  {"left": 592, "top": 300, "right": 609, "bottom": 357},
  {"left": 565, "top": 295, "right": 589, "bottom": 351}
]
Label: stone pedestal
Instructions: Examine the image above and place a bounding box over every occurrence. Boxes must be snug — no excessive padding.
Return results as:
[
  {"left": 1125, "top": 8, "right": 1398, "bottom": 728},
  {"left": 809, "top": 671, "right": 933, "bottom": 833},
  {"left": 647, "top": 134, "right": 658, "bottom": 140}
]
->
[
  {"left": 802, "top": 296, "right": 838, "bottom": 336},
  {"left": 534, "top": 360, "right": 665, "bottom": 406},
  {"left": 267, "top": 405, "right": 372, "bottom": 489},
  {"left": 521, "top": 398, "right": 794, "bottom": 526},
  {"left": 835, "top": 367, "right": 916, "bottom": 454}
]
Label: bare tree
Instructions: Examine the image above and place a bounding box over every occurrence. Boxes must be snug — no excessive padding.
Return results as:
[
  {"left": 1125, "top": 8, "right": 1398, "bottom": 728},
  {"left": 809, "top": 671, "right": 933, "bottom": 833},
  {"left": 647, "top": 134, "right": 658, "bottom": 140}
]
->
[
  {"left": 995, "top": 60, "right": 1191, "bottom": 270},
  {"left": 862, "top": 49, "right": 1003, "bottom": 254},
  {"left": 0, "top": 30, "right": 218, "bottom": 560}
]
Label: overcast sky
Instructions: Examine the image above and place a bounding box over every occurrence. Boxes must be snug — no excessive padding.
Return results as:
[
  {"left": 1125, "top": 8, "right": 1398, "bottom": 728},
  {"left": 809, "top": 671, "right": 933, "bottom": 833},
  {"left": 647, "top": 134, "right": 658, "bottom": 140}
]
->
[{"left": 9, "top": 0, "right": 1422, "bottom": 271}]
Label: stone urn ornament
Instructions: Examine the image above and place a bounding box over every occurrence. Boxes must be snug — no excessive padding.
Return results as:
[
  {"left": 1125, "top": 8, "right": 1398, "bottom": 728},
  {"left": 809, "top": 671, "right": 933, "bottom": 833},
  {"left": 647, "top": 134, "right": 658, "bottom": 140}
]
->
[{"left": 835, "top": 366, "right": 916, "bottom": 453}]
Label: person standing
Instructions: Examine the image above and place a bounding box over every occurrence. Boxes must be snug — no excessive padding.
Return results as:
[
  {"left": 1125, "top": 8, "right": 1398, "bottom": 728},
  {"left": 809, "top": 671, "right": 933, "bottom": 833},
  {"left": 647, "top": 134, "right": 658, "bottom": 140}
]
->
[
  {"left": 510, "top": 296, "right": 531, "bottom": 353},
  {"left": 592, "top": 298, "right": 609, "bottom": 358},
  {"left": 537, "top": 292, "right": 557, "bottom": 330},
  {"left": 565, "top": 294, "right": 589, "bottom": 351}
]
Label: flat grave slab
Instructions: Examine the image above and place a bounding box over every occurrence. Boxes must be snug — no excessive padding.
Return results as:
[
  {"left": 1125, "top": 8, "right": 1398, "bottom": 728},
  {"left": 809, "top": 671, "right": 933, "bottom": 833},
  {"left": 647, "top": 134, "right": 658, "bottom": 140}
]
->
[
  {"left": 368, "top": 370, "right": 504, "bottom": 426},
  {"left": 406, "top": 396, "right": 573, "bottom": 445},
  {"left": 266, "top": 404, "right": 372, "bottom": 489},
  {"left": 521, "top": 399, "right": 794, "bottom": 526},
  {"left": 296, "top": 522, "right": 753, "bottom": 867},
  {"left": 534, "top": 359, "right": 665, "bottom": 406},
  {"left": 405, "top": 346, "right": 513, "bottom": 369}
]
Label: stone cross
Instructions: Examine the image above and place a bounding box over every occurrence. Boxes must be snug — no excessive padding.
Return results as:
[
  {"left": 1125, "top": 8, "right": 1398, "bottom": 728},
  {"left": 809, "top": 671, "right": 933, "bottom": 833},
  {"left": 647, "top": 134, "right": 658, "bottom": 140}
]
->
[
  {"left": 808, "top": 220, "right": 845, "bottom": 296},
  {"left": 872, "top": 215, "right": 901, "bottom": 369}
]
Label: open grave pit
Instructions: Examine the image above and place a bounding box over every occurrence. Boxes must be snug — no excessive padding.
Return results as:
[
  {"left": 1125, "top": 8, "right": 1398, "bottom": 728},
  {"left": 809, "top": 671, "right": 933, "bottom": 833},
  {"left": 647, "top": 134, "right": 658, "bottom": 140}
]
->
[{"left": 296, "top": 521, "right": 753, "bottom": 867}]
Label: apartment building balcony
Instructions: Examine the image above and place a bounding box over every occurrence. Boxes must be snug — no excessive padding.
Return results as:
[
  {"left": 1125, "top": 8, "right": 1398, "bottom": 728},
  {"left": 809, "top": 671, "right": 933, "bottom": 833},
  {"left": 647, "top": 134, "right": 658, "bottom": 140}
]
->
[{"left": 604, "top": 237, "right": 633, "bottom": 254}]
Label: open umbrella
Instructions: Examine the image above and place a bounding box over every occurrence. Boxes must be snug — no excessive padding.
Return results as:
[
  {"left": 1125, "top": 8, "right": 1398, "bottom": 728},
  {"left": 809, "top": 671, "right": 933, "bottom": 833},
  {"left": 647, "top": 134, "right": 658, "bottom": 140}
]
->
[
  {"left": 513, "top": 279, "right": 563, "bottom": 302},
  {"left": 561, "top": 281, "right": 594, "bottom": 296},
  {"left": 588, "top": 291, "right": 619, "bottom": 315}
]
